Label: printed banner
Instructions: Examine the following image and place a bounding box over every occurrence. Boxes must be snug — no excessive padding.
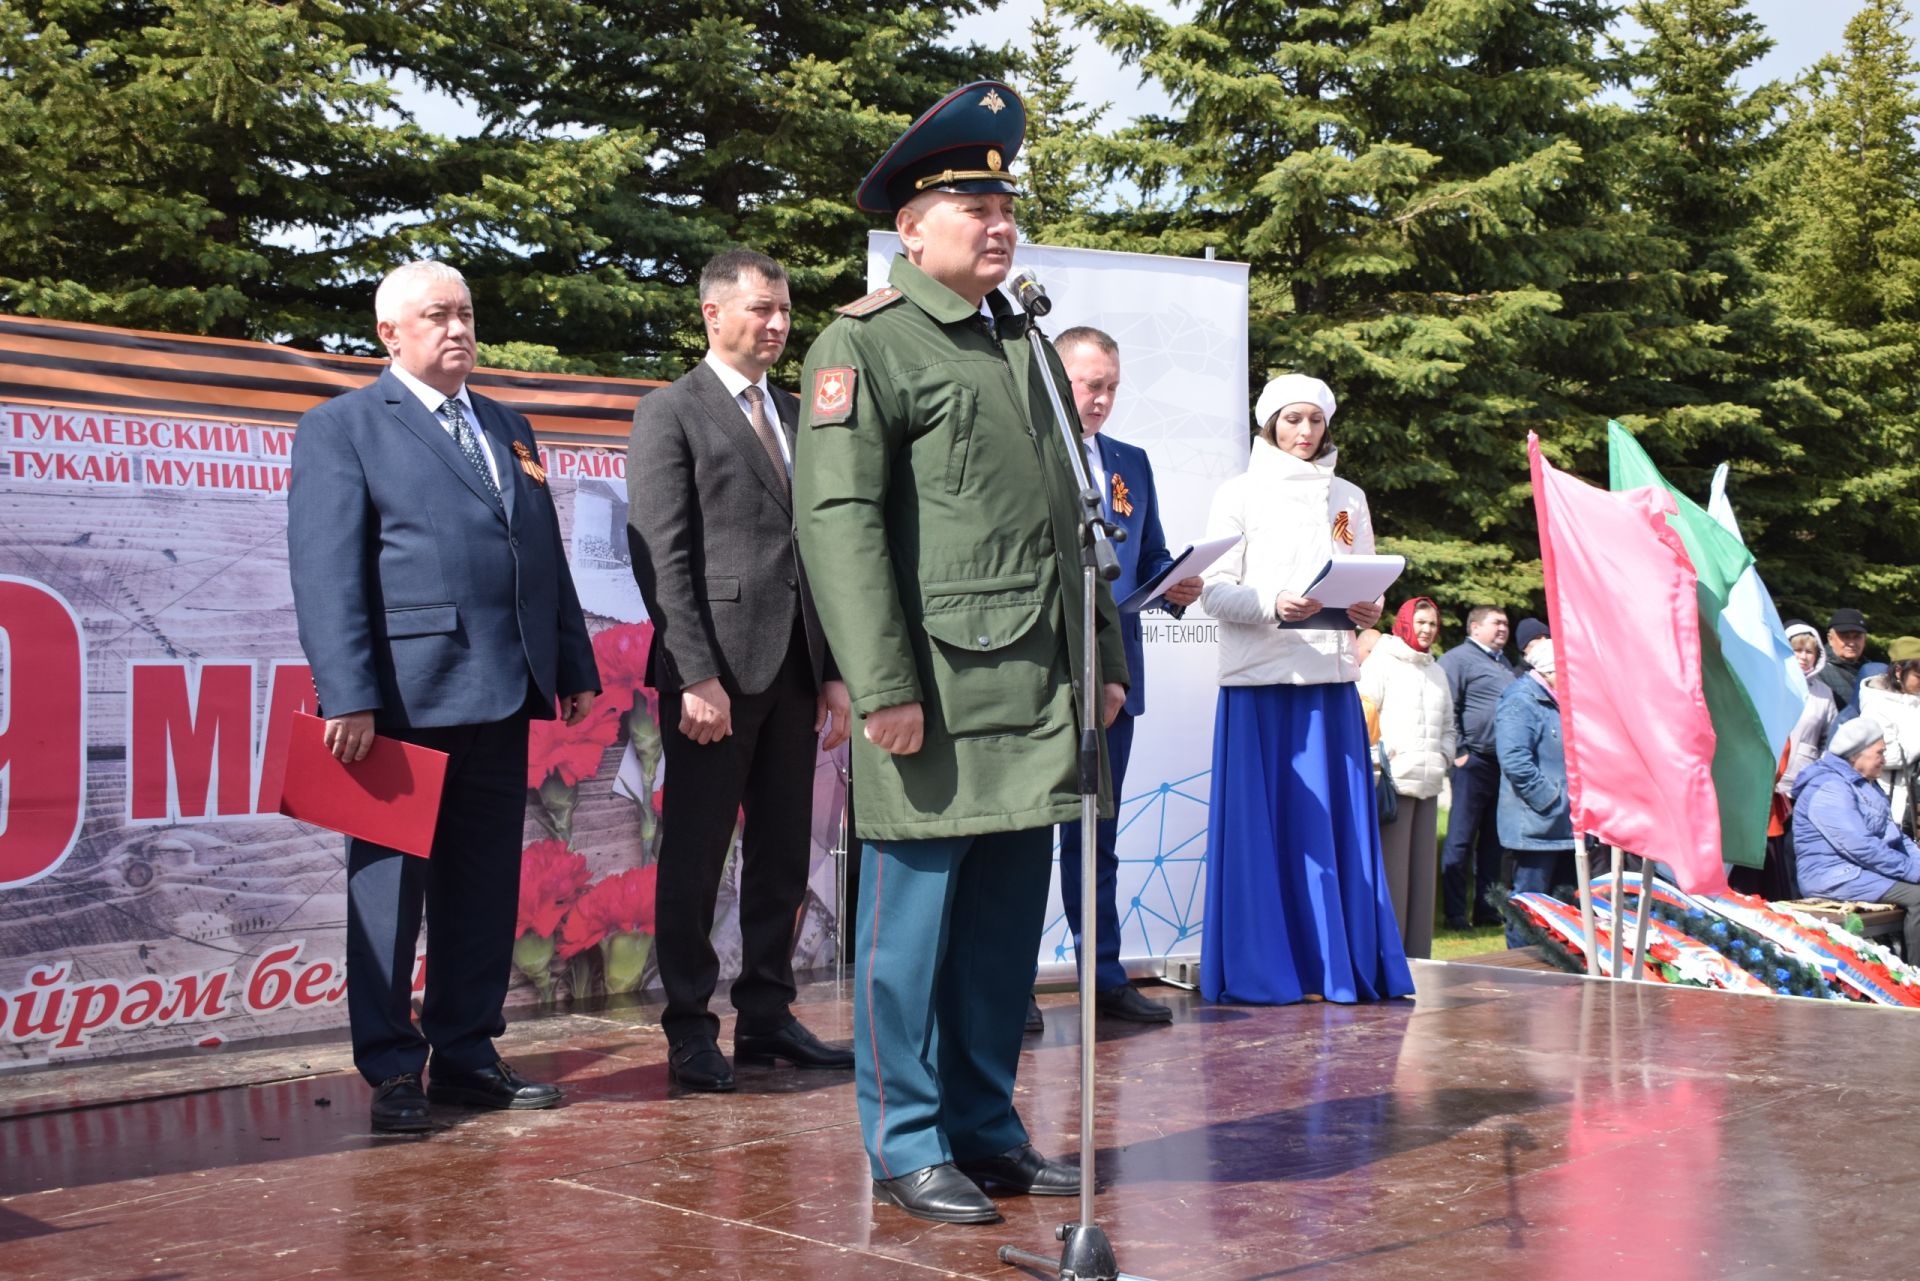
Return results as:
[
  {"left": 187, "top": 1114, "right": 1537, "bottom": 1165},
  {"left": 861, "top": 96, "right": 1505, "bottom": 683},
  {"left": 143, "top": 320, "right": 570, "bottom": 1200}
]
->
[
  {"left": 0, "top": 320, "right": 847, "bottom": 1068},
  {"left": 868, "top": 235, "right": 1251, "bottom": 972}
]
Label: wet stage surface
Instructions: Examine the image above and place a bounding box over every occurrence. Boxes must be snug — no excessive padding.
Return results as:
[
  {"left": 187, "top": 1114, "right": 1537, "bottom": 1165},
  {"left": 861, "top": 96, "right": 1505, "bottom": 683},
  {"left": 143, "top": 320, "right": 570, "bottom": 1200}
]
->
[{"left": 1, "top": 960, "right": 1904, "bottom": 1281}]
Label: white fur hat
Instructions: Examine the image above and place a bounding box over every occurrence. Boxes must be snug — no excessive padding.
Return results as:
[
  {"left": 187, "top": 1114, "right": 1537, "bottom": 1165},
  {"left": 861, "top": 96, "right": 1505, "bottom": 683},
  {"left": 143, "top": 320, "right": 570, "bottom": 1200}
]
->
[{"left": 1254, "top": 374, "right": 1337, "bottom": 432}]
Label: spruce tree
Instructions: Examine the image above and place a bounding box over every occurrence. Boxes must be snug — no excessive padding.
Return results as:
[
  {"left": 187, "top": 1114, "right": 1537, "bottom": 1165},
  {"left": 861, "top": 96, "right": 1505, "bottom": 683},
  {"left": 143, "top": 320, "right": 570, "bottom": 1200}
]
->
[
  {"left": 396, "top": 1, "right": 1008, "bottom": 380},
  {"left": 1747, "top": 0, "right": 1920, "bottom": 634},
  {"left": 0, "top": 0, "right": 427, "bottom": 339},
  {"left": 1057, "top": 0, "right": 1662, "bottom": 618},
  {"left": 1011, "top": 0, "right": 1108, "bottom": 245}
]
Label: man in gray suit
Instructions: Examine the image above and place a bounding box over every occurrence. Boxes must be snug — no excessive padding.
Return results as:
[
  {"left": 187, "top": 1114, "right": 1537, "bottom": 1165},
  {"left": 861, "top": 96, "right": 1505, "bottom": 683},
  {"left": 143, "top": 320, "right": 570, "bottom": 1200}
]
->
[
  {"left": 626, "top": 249, "right": 853, "bottom": 1092},
  {"left": 288, "top": 261, "right": 601, "bottom": 1133}
]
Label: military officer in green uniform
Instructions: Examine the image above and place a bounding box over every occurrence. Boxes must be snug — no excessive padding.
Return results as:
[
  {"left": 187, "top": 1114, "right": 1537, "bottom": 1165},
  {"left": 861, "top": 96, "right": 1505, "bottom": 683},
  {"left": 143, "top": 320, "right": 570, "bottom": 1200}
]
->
[{"left": 794, "top": 81, "right": 1129, "bottom": 1226}]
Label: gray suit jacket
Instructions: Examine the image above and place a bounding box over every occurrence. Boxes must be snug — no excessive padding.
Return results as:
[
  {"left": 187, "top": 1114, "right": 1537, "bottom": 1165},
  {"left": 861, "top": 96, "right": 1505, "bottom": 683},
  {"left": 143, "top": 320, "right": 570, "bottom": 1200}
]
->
[
  {"left": 625, "top": 360, "right": 833, "bottom": 696},
  {"left": 288, "top": 368, "right": 599, "bottom": 728}
]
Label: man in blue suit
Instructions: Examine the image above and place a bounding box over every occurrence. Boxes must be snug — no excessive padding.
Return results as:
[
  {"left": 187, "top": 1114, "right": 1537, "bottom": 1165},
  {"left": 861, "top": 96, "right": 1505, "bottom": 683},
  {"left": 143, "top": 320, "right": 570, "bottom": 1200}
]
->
[
  {"left": 288, "top": 261, "right": 601, "bottom": 1133},
  {"left": 1044, "top": 327, "right": 1201, "bottom": 1028}
]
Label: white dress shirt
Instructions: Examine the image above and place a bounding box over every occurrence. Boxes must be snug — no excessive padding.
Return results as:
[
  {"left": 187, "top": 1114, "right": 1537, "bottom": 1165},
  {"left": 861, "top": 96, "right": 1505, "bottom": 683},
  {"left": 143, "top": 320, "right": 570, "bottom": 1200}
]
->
[
  {"left": 389, "top": 361, "right": 501, "bottom": 491},
  {"left": 703, "top": 350, "right": 791, "bottom": 471},
  {"left": 1082, "top": 432, "right": 1109, "bottom": 518}
]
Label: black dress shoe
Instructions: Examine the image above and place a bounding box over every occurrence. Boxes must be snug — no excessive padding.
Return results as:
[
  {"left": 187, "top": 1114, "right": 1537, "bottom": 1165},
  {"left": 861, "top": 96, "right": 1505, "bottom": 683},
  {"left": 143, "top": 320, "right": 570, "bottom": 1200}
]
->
[
  {"left": 735, "top": 1018, "right": 854, "bottom": 1070},
  {"left": 956, "top": 1142, "right": 1081, "bottom": 1196},
  {"left": 1443, "top": 916, "right": 1470, "bottom": 931},
  {"left": 427, "top": 1058, "right": 562, "bottom": 1110},
  {"left": 1096, "top": 984, "right": 1173, "bottom": 1024},
  {"left": 1024, "top": 995, "right": 1043, "bottom": 1035},
  {"left": 873, "top": 1163, "right": 1000, "bottom": 1224},
  {"left": 668, "top": 1036, "right": 736, "bottom": 1092},
  {"left": 370, "top": 1073, "right": 431, "bottom": 1133}
]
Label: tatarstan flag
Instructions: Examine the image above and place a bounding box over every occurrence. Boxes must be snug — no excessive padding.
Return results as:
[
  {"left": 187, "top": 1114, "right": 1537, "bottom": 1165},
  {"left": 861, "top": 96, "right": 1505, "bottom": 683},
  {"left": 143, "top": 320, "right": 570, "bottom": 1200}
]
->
[
  {"left": 1607, "top": 424, "right": 1776, "bottom": 871},
  {"left": 1528, "top": 436, "right": 1726, "bottom": 895}
]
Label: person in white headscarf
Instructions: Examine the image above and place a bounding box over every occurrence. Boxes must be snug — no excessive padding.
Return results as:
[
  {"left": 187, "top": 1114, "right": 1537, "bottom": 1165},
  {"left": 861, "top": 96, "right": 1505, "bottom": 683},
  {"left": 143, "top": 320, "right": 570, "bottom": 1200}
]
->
[
  {"left": 1197, "top": 373, "right": 1413, "bottom": 1006},
  {"left": 1782, "top": 621, "right": 1838, "bottom": 790},
  {"left": 1746, "top": 619, "right": 1842, "bottom": 900},
  {"left": 1791, "top": 716, "right": 1920, "bottom": 958}
]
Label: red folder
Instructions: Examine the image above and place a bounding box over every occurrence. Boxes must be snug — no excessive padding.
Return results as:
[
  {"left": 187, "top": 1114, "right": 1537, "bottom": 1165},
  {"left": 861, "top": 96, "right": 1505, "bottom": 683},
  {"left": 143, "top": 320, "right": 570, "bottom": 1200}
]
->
[{"left": 276, "top": 712, "right": 447, "bottom": 857}]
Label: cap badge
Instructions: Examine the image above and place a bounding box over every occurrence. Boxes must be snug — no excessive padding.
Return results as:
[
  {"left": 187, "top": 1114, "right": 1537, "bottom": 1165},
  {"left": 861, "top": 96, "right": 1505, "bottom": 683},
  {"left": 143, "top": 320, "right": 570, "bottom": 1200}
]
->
[
  {"left": 981, "top": 89, "right": 1007, "bottom": 115},
  {"left": 987, "top": 148, "right": 1003, "bottom": 171}
]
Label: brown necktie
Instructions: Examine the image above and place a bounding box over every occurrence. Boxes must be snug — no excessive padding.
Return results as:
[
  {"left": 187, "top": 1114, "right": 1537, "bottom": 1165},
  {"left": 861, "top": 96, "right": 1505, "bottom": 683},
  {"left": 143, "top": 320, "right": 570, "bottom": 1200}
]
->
[{"left": 743, "top": 385, "right": 789, "bottom": 494}]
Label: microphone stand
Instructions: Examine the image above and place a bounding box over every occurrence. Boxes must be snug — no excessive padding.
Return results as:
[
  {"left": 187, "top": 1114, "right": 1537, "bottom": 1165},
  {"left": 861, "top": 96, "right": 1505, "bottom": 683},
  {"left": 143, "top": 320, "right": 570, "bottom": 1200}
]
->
[{"left": 994, "top": 302, "right": 1160, "bottom": 1281}]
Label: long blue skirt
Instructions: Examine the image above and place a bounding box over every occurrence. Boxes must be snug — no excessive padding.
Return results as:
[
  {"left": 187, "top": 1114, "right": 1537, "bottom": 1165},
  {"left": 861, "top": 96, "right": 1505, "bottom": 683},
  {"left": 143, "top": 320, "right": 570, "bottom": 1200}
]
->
[{"left": 1201, "top": 682, "right": 1416, "bottom": 1005}]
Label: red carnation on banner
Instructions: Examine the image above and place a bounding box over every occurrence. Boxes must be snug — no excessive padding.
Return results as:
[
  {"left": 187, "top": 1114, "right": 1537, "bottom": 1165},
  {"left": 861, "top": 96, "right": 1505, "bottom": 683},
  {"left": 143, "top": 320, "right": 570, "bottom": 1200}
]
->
[
  {"left": 556, "top": 865, "right": 659, "bottom": 959},
  {"left": 517, "top": 839, "right": 593, "bottom": 939},
  {"left": 526, "top": 698, "right": 622, "bottom": 790},
  {"left": 592, "top": 622, "right": 657, "bottom": 721},
  {"left": 513, "top": 840, "right": 591, "bottom": 1004}
]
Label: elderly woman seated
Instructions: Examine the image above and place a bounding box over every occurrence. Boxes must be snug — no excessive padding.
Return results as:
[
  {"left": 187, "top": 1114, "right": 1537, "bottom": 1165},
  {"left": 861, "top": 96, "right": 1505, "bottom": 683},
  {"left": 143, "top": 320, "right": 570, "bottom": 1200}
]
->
[{"left": 1792, "top": 717, "right": 1920, "bottom": 958}]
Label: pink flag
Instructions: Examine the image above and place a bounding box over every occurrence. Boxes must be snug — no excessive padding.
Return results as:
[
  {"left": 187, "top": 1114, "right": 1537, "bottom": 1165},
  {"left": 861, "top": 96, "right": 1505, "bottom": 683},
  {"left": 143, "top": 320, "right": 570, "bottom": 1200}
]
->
[{"left": 1529, "top": 435, "right": 1725, "bottom": 894}]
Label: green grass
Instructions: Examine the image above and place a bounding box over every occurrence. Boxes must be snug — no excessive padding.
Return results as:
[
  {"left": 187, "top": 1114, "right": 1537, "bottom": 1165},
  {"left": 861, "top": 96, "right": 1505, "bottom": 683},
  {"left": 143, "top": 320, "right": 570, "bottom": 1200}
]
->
[
  {"left": 1429, "top": 923, "right": 1509, "bottom": 961},
  {"left": 1423, "top": 804, "right": 1510, "bottom": 961}
]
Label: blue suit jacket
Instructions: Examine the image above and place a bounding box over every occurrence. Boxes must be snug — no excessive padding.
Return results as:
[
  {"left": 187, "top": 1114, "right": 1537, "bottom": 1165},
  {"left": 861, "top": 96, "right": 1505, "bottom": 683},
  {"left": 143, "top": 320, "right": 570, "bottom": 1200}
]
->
[
  {"left": 288, "top": 369, "right": 599, "bottom": 730},
  {"left": 1095, "top": 433, "right": 1179, "bottom": 718}
]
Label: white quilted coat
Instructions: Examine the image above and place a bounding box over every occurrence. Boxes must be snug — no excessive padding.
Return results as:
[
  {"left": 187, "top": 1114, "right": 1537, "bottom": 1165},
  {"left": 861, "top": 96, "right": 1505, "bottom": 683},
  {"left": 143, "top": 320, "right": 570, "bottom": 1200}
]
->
[
  {"left": 1201, "top": 437, "right": 1374, "bottom": 686},
  {"left": 1859, "top": 674, "right": 1920, "bottom": 825},
  {"left": 1357, "top": 633, "right": 1457, "bottom": 798}
]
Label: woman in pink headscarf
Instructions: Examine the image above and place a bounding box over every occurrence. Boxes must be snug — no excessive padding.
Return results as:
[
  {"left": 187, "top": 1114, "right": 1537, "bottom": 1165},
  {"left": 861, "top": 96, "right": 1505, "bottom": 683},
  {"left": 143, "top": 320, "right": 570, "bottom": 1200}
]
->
[{"left": 1358, "top": 597, "right": 1456, "bottom": 958}]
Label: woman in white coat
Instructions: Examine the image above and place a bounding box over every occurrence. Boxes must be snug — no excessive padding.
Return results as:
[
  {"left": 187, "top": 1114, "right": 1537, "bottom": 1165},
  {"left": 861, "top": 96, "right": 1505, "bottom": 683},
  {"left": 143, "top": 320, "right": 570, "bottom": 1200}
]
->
[
  {"left": 1357, "top": 596, "right": 1456, "bottom": 958},
  {"left": 1198, "top": 374, "right": 1414, "bottom": 1005},
  {"left": 1857, "top": 641, "right": 1920, "bottom": 836}
]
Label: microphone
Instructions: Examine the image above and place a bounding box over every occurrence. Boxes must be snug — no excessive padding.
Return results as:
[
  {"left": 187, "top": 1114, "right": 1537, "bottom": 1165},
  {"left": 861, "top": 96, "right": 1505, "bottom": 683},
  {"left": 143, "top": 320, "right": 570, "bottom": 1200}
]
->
[{"left": 1008, "top": 267, "right": 1052, "bottom": 317}]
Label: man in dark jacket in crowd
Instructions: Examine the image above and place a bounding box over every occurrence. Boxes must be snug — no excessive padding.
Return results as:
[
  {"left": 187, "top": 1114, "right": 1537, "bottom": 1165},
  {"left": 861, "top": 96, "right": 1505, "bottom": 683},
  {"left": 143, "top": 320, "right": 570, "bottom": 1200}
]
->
[
  {"left": 1513, "top": 617, "right": 1550, "bottom": 673},
  {"left": 1821, "top": 608, "right": 1873, "bottom": 715},
  {"left": 1437, "top": 606, "right": 1517, "bottom": 928}
]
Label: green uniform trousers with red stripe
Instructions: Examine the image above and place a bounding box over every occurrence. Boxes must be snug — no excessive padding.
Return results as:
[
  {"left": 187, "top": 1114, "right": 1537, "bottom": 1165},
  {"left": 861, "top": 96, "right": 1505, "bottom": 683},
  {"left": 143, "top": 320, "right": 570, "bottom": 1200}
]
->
[{"left": 852, "top": 829, "right": 1053, "bottom": 1180}]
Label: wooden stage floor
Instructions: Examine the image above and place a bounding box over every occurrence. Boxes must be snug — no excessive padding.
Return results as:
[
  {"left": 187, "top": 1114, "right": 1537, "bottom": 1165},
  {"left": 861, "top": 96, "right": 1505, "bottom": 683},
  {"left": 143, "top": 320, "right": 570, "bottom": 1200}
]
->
[{"left": 0, "top": 959, "right": 1902, "bottom": 1281}]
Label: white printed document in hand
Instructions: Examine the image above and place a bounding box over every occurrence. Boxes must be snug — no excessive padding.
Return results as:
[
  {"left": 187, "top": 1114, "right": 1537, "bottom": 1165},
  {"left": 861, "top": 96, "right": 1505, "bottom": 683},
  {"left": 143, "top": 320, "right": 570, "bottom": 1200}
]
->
[
  {"left": 1117, "top": 534, "right": 1243, "bottom": 614},
  {"left": 1276, "top": 554, "right": 1407, "bottom": 629}
]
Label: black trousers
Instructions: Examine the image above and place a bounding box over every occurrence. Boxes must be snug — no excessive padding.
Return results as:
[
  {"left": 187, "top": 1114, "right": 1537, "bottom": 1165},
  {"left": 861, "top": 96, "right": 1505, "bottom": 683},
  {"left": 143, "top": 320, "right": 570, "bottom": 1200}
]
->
[
  {"left": 346, "top": 711, "right": 530, "bottom": 1085},
  {"left": 1441, "top": 750, "right": 1507, "bottom": 924},
  {"left": 1876, "top": 879, "right": 1920, "bottom": 961},
  {"left": 655, "top": 631, "right": 817, "bottom": 1045}
]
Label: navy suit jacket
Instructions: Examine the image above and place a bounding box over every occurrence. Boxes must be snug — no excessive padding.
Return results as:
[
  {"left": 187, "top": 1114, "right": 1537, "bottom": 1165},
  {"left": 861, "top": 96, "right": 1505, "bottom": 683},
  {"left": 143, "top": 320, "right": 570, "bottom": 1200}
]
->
[
  {"left": 1095, "top": 433, "right": 1179, "bottom": 718},
  {"left": 288, "top": 368, "right": 599, "bottom": 730}
]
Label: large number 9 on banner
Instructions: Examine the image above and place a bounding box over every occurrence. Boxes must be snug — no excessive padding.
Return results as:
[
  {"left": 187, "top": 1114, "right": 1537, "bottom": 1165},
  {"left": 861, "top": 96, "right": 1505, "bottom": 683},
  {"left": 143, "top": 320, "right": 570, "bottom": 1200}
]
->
[{"left": 1, "top": 576, "right": 86, "bottom": 888}]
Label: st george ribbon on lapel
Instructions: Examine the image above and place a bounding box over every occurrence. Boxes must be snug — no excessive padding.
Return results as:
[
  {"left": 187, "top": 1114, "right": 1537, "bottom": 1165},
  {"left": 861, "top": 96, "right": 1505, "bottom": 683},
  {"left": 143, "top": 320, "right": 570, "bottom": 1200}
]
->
[{"left": 442, "top": 397, "right": 501, "bottom": 504}]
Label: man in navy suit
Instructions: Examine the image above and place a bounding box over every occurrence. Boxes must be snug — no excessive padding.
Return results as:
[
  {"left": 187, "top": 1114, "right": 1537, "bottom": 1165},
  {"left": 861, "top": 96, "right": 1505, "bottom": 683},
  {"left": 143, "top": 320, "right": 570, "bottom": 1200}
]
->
[
  {"left": 288, "top": 261, "right": 600, "bottom": 1133},
  {"left": 1044, "top": 327, "right": 1202, "bottom": 1028}
]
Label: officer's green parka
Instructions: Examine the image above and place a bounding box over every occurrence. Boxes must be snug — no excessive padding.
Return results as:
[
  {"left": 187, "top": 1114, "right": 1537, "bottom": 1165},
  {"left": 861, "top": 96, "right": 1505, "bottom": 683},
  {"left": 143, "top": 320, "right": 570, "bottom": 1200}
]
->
[{"left": 794, "top": 254, "right": 1127, "bottom": 840}]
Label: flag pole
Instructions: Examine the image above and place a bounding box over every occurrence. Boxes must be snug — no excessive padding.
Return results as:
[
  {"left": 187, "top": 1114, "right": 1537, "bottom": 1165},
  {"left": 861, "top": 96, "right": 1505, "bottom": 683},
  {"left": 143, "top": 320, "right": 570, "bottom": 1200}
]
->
[
  {"left": 1574, "top": 833, "right": 1600, "bottom": 977},
  {"left": 1609, "top": 844, "right": 1625, "bottom": 980},
  {"left": 1629, "top": 864, "right": 1653, "bottom": 981}
]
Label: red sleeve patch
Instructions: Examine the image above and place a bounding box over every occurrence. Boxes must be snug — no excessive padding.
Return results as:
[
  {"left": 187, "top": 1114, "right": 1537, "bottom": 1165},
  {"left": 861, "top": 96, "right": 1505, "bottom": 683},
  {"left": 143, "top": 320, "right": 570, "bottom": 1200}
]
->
[{"left": 811, "top": 367, "right": 855, "bottom": 425}]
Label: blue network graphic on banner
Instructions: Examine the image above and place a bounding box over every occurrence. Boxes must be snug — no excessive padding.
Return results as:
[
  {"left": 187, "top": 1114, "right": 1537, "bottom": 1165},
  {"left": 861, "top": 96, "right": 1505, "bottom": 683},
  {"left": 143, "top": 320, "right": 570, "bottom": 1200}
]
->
[{"left": 1046, "top": 767, "right": 1213, "bottom": 967}]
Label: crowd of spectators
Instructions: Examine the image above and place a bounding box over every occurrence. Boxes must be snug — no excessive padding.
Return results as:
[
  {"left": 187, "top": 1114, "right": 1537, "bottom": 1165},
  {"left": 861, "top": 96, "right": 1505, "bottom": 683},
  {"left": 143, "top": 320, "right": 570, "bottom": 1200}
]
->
[{"left": 1358, "top": 603, "right": 1920, "bottom": 953}]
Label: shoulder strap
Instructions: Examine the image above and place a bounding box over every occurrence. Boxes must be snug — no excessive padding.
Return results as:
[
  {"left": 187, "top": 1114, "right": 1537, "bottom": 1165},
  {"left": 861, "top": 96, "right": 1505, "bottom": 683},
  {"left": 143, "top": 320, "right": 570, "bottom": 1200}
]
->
[{"left": 835, "top": 286, "right": 904, "bottom": 318}]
